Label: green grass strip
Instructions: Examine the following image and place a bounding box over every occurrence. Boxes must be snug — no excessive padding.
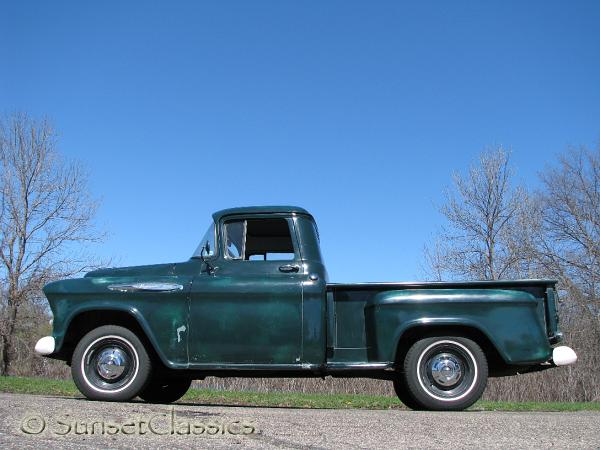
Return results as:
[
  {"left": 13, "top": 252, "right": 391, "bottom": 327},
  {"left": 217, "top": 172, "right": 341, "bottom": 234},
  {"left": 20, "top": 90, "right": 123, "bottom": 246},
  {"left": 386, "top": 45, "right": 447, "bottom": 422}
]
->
[{"left": 1, "top": 376, "right": 599, "bottom": 411}]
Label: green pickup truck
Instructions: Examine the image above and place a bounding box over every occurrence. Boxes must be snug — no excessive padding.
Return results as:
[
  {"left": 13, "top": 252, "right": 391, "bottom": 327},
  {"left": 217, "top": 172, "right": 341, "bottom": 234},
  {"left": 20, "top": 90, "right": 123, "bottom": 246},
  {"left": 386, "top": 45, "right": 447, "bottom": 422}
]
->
[{"left": 35, "top": 206, "right": 577, "bottom": 411}]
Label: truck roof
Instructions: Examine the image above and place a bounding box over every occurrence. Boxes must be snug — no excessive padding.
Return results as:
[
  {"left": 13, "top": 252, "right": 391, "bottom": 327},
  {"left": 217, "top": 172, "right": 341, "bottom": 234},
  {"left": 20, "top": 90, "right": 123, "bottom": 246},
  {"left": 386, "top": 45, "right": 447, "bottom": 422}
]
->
[{"left": 212, "top": 205, "right": 313, "bottom": 222}]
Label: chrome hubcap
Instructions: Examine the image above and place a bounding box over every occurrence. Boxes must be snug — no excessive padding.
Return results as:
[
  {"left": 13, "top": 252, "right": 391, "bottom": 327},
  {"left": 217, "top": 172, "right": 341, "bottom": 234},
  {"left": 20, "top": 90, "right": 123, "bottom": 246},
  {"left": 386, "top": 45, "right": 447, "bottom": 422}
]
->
[
  {"left": 418, "top": 341, "right": 477, "bottom": 400},
  {"left": 95, "top": 347, "right": 128, "bottom": 380},
  {"left": 430, "top": 353, "right": 462, "bottom": 387}
]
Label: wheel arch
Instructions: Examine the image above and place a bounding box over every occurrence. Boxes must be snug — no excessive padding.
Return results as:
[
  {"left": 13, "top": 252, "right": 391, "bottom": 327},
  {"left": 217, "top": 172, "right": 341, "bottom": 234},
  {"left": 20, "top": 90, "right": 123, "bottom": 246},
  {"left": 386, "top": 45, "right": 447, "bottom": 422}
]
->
[
  {"left": 59, "top": 308, "right": 170, "bottom": 370},
  {"left": 394, "top": 322, "right": 508, "bottom": 376}
]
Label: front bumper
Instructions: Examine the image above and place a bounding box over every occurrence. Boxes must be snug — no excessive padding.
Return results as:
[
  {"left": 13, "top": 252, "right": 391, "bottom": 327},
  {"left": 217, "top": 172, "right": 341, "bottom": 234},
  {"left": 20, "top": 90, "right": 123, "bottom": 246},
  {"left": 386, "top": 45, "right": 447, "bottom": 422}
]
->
[{"left": 34, "top": 336, "right": 55, "bottom": 355}]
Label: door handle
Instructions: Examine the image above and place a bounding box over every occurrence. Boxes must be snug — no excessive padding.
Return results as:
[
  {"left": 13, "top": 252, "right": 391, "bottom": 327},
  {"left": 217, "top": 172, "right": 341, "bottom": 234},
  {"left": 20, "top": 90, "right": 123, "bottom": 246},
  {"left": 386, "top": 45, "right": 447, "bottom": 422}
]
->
[{"left": 279, "top": 264, "right": 300, "bottom": 273}]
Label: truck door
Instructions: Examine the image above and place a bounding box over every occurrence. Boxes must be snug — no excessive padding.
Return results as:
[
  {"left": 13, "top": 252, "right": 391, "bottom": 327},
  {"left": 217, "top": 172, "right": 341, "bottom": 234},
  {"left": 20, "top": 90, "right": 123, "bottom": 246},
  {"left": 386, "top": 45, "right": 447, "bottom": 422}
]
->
[{"left": 188, "top": 216, "right": 304, "bottom": 366}]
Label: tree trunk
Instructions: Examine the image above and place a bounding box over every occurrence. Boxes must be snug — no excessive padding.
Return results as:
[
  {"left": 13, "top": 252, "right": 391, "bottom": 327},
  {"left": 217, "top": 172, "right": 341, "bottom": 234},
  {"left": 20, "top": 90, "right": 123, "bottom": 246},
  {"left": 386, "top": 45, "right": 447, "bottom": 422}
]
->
[{"left": 0, "top": 302, "right": 18, "bottom": 375}]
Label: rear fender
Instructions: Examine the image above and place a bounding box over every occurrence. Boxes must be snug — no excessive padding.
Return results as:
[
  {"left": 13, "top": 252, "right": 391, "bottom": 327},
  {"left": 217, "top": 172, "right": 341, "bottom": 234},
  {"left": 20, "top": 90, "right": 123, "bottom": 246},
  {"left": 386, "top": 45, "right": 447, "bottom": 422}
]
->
[{"left": 366, "top": 289, "right": 552, "bottom": 365}]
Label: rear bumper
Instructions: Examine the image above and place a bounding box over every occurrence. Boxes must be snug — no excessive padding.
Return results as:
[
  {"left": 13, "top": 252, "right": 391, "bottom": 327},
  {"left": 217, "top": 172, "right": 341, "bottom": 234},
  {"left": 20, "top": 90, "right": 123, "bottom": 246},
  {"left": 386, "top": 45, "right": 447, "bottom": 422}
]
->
[
  {"left": 551, "top": 345, "right": 577, "bottom": 366},
  {"left": 500, "top": 345, "right": 578, "bottom": 376},
  {"left": 515, "top": 345, "right": 577, "bottom": 373}
]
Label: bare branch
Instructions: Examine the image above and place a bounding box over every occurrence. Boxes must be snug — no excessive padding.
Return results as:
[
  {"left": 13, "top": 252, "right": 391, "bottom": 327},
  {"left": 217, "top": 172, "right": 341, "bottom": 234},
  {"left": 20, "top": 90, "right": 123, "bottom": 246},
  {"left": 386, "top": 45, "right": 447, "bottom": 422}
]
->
[
  {"left": 426, "top": 146, "right": 536, "bottom": 281},
  {"left": 0, "top": 113, "right": 105, "bottom": 374}
]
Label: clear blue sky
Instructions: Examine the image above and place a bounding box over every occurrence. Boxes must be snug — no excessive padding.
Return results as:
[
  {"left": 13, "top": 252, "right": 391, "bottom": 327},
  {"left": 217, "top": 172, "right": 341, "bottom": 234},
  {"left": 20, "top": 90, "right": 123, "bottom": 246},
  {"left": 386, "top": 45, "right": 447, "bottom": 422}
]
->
[{"left": 2, "top": 2, "right": 599, "bottom": 282}]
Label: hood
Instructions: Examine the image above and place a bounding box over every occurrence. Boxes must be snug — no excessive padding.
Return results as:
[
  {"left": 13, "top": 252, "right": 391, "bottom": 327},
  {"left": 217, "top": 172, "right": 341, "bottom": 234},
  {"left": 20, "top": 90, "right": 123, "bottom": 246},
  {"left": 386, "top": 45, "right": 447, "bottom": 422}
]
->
[
  {"left": 84, "top": 262, "right": 179, "bottom": 278},
  {"left": 42, "top": 260, "right": 194, "bottom": 299}
]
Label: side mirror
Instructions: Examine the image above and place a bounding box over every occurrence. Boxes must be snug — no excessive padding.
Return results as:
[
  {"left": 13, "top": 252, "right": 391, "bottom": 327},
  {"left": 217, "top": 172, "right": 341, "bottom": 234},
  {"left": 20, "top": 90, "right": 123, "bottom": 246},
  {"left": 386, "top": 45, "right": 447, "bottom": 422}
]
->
[{"left": 200, "top": 241, "right": 215, "bottom": 275}]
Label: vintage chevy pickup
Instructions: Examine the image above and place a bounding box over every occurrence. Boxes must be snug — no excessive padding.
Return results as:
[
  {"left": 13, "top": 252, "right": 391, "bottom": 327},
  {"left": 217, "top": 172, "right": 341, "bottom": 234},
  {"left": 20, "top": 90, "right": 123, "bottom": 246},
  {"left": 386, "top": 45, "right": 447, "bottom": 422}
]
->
[{"left": 35, "top": 206, "right": 577, "bottom": 410}]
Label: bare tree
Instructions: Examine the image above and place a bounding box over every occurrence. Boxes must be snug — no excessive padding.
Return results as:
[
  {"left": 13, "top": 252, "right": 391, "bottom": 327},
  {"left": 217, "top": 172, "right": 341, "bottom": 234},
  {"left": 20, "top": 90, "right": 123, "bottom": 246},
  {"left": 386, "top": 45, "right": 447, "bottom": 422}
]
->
[
  {"left": 535, "top": 145, "right": 600, "bottom": 335},
  {"left": 0, "top": 113, "right": 103, "bottom": 375},
  {"left": 422, "top": 144, "right": 600, "bottom": 402},
  {"left": 425, "top": 146, "right": 538, "bottom": 281}
]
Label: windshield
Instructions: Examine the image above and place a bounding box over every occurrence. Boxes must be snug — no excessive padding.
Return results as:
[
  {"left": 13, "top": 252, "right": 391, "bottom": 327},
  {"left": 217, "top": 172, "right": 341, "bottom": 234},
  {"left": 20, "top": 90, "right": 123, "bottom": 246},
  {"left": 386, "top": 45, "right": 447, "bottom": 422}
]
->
[{"left": 192, "top": 222, "right": 216, "bottom": 258}]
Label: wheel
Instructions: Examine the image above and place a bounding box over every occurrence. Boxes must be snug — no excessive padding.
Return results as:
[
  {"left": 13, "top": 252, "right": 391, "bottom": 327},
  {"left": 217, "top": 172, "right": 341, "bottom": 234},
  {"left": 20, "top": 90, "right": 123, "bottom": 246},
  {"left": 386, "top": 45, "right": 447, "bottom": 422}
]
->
[
  {"left": 138, "top": 377, "right": 192, "bottom": 404},
  {"left": 71, "top": 325, "right": 151, "bottom": 401},
  {"left": 392, "top": 376, "right": 422, "bottom": 410},
  {"left": 403, "top": 336, "right": 488, "bottom": 411}
]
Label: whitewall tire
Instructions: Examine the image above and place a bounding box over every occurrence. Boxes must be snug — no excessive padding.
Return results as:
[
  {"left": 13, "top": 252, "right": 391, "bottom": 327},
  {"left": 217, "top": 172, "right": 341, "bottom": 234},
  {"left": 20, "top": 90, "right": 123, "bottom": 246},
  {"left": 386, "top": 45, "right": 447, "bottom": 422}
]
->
[
  {"left": 71, "top": 325, "right": 151, "bottom": 401},
  {"left": 403, "top": 336, "right": 488, "bottom": 411}
]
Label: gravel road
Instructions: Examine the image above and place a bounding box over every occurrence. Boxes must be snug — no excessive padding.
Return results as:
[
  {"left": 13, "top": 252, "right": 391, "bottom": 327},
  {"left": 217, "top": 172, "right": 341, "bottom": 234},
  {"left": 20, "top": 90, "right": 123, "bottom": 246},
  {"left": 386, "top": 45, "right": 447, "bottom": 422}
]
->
[{"left": 0, "top": 392, "right": 599, "bottom": 449}]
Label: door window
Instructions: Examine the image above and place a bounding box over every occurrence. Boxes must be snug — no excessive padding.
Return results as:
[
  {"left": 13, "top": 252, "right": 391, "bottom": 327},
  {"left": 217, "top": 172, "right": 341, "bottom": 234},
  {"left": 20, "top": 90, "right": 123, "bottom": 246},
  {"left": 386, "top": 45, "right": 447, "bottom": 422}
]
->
[{"left": 223, "top": 218, "right": 296, "bottom": 261}]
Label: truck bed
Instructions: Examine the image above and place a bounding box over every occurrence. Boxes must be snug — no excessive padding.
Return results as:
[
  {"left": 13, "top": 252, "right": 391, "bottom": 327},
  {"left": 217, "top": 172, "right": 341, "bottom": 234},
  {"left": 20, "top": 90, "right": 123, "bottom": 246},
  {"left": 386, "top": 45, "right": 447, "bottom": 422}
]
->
[{"left": 325, "top": 279, "right": 559, "bottom": 368}]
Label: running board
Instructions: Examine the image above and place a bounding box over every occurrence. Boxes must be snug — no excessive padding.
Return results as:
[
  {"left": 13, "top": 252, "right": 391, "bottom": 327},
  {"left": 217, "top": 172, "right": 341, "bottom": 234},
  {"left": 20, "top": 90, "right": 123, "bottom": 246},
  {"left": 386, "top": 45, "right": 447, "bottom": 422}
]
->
[{"left": 326, "top": 362, "right": 394, "bottom": 371}]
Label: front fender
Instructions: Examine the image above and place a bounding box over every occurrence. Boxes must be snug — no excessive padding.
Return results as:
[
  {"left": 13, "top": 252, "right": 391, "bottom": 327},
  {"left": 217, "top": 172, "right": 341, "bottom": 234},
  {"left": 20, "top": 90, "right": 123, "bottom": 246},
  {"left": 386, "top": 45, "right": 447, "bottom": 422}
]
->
[
  {"left": 45, "top": 274, "right": 191, "bottom": 368},
  {"left": 52, "top": 302, "right": 187, "bottom": 369}
]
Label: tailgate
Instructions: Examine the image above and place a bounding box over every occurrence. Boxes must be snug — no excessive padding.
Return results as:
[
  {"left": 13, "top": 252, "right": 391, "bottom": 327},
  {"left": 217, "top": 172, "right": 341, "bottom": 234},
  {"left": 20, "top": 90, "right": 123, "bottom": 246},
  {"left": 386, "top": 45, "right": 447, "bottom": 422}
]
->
[{"left": 545, "top": 286, "right": 562, "bottom": 343}]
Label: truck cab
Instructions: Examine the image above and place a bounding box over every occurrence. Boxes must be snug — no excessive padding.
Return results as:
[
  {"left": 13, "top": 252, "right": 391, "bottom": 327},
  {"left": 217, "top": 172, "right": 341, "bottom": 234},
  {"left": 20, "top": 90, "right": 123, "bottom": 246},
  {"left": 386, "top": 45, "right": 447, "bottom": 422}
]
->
[{"left": 187, "top": 206, "right": 328, "bottom": 369}]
